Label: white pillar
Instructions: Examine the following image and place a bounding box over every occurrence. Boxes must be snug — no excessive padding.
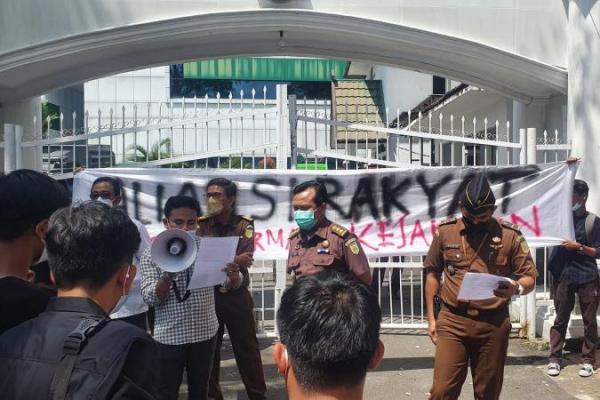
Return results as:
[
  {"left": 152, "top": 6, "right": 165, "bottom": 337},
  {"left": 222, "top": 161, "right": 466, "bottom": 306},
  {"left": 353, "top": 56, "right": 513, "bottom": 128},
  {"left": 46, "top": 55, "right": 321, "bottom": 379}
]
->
[
  {"left": 568, "top": 0, "right": 600, "bottom": 215},
  {"left": 3, "top": 123, "right": 16, "bottom": 172},
  {"left": 275, "top": 84, "right": 288, "bottom": 169},
  {"left": 14, "top": 124, "right": 23, "bottom": 170},
  {"left": 526, "top": 128, "right": 537, "bottom": 165},
  {"left": 2, "top": 97, "right": 42, "bottom": 171}
]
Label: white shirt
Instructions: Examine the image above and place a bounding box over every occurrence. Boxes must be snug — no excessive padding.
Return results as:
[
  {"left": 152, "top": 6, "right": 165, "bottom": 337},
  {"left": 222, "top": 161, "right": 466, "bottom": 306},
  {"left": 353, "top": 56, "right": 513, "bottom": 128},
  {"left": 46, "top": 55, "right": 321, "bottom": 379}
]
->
[{"left": 110, "top": 218, "right": 151, "bottom": 319}]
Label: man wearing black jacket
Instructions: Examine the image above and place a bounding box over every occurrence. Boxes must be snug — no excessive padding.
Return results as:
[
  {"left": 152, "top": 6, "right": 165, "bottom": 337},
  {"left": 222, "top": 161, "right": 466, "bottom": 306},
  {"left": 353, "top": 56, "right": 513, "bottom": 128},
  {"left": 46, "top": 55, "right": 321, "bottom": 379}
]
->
[
  {"left": 0, "top": 201, "right": 158, "bottom": 399},
  {"left": 0, "top": 170, "right": 70, "bottom": 334}
]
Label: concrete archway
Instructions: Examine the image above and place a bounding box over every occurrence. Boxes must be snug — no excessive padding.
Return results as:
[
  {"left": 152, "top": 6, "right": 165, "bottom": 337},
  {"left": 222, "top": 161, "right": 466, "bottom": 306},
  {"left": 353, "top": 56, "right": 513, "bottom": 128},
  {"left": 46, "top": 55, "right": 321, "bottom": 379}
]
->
[{"left": 0, "top": 10, "right": 566, "bottom": 103}]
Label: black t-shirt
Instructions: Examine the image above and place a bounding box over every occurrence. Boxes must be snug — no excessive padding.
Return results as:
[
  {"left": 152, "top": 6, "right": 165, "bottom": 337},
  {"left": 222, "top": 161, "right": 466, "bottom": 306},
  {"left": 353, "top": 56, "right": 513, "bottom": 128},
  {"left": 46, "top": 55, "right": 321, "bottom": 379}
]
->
[{"left": 0, "top": 276, "right": 54, "bottom": 335}]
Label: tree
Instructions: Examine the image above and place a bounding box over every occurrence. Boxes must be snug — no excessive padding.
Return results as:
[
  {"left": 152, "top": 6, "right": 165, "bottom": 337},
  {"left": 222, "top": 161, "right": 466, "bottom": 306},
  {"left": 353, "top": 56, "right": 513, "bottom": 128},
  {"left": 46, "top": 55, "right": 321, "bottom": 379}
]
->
[{"left": 126, "top": 138, "right": 172, "bottom": 162}]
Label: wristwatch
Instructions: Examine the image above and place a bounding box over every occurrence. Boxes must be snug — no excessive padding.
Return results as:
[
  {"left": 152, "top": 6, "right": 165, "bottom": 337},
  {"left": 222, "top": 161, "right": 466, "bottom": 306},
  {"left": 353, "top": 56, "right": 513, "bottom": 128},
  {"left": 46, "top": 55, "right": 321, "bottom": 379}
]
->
[{"left": 578, "top": 245, "right": 584, "bottom": 252}]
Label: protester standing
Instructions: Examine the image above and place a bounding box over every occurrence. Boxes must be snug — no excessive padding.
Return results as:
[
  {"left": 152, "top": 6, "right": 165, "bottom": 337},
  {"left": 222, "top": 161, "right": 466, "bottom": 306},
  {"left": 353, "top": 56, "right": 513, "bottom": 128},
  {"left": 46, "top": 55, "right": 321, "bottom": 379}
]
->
[
  {"left": 140, "top": 195, "right": 219, "bottom": 400},
  {"left": 0, "top": 201, "right": 158, "bottom": 399},
  {"left": 273, "top": 270, "right": 384, "bottom": 400},
  {"left": 547, "top": 179, "right": 600, "bottom": 378},
  {"left": 0, "top": 170, "right": 70, "bottom": 334},
  {"left": 89, "top": 176, "right": 151, "bottom": 330},
  {"left": 424, "top": 172, "right": 538, "bottom": 400}
]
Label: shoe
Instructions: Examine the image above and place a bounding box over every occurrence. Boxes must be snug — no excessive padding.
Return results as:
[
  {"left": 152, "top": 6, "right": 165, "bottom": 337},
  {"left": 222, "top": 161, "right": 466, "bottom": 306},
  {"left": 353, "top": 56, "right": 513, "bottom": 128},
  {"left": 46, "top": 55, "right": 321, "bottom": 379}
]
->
[
  {"left": 578, "top": 363, "right": 594, "bottom": 378},
  {"left": 547, "top": 362, "right": 561, "bottom": 377}
]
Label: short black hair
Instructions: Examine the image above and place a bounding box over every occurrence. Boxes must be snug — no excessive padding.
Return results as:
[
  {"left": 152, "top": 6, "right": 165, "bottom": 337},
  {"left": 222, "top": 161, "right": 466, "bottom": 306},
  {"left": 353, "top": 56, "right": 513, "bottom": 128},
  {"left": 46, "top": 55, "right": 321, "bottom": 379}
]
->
[
  {"left": 164, "top": 195, "right": 201, "bottom": 218},
  {"left": 46, "top": 201, "right": 140, "bottom": 291},
  {"left": 207, "top": 177, "right": 237, "bottom": 198},
  {"left": 0, "top": 170, "right": 71, "bottom": 242},
  {"left": 276, "top": 270, "right": 381, "bottom": 391},
  {"left": 293, "top": 180, "right": 327, "bottom": 206},
  {"left": 574, "top": 179, "right": 589, "bottom": 195},
  {"left": 91, "top": 176, "right": 123, "bottom": 197}
]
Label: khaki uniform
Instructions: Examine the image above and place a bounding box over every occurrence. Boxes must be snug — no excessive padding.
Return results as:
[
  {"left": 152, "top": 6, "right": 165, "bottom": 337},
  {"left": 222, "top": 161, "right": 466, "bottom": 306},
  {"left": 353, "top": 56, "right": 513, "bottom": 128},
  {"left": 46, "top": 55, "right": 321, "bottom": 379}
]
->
[
  {"left": 424, "top": 217, "right": 537, "bottom": 400},
  {"left": 287, "top": 218, "right": 371, "bottom": 281},
  {"left": 198, "top": 214, "right": 266, "bottom": 400}
]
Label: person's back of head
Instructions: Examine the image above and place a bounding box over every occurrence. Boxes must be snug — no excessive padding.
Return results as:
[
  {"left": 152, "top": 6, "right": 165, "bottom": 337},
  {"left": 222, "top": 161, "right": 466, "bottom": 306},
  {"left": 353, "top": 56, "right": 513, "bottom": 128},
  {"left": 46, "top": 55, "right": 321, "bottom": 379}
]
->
[
  {"left": 274, "top": 271, "right": 384, "bottom": 399},
  {"left": 46, "top": 201, "right": 140, "bottom": 312},
  {"left": 0, "top": 170, "right": 70, "bottom": 277}
]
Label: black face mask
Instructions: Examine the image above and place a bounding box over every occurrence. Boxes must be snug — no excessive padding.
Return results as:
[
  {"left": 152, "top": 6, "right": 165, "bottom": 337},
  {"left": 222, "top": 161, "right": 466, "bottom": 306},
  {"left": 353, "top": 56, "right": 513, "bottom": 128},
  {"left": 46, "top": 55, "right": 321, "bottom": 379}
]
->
[{"left": 462, "top": 215, "right": 489, "bottom": 234}]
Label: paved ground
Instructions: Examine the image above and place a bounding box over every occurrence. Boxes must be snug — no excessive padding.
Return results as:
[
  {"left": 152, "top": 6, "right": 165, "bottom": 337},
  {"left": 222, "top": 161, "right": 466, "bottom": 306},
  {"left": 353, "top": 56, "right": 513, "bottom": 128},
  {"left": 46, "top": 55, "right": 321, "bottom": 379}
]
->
[{"left": 202, "top": 332, "right": 600, "bottom": 400}]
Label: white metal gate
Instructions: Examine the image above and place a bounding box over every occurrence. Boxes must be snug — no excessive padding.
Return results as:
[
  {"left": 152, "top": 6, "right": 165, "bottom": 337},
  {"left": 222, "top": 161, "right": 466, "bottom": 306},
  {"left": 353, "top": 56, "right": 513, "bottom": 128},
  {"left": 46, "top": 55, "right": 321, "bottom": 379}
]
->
[{"left": 0, "top": 84, "right": 572, "bottom": 338}]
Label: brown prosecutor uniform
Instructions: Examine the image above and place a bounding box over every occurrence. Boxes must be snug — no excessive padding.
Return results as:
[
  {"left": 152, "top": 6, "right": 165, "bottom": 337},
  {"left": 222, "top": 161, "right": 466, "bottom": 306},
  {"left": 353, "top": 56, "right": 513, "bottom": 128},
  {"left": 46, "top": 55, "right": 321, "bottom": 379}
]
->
[
  {"left": 198, "top": 214, "right": 266, "bottom": 400},
  {"left": 424, "top": 217, "right": 537, "bottom": 400},
  {"left": 287, "top": 218, "right": 370, "bottom": 280}
]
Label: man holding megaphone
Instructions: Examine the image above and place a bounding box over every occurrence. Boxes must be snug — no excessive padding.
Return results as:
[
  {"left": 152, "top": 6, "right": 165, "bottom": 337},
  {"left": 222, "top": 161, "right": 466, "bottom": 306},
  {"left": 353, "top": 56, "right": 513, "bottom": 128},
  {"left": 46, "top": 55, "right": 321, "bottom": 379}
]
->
[{"left": 140, "top": 196, "right": 219, "bottom": 400}]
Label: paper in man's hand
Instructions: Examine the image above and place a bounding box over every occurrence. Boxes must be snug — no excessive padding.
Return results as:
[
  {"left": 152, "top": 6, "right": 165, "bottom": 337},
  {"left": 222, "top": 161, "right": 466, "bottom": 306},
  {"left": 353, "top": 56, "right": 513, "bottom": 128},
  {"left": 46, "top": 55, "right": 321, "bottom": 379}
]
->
[
  {"left": 457, "top": 272, "right": 514, "bottom": 301},
  {"left": 188, "top": 236, "right": 239, "bottom": 289}
]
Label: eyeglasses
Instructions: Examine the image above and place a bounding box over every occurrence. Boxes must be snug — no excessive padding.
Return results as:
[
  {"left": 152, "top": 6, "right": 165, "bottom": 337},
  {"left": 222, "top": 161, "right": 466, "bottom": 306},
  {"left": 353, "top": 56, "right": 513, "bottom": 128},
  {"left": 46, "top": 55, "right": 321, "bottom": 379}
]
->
[{"left": 90, "top": 191, "right": 114, "bottom": 200}]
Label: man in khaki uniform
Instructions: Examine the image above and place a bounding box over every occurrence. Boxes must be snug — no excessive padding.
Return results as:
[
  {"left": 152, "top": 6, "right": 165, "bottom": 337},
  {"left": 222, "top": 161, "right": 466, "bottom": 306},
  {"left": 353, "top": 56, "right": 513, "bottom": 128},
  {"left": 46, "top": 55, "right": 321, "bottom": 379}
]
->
[
  {"left": 198, "top": 178, "right": 266, "bottom": 400},
  {"left": 287, "top": 180, "right": 372, "bottom": 285},
  {"left": 424, "top": 172, "right": 538, "bottom": 400}
]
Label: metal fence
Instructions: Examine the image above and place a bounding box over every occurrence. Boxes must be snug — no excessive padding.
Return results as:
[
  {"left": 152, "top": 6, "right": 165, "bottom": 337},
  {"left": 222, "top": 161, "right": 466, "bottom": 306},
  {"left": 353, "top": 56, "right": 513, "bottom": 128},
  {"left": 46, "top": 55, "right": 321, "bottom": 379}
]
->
[{"left": 0, "top": 84, "right": 573, "bottom": 338}]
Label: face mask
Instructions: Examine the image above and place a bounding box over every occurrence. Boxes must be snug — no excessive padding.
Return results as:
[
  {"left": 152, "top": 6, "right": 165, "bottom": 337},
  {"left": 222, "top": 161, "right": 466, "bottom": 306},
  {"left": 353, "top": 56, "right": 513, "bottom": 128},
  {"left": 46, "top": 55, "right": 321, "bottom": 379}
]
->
[
  {"left": 33, "top": 229, "right": 48, "bottom": 266},
  {"left": 96, "top": 197, "right": 113, "bottom": 207},
  {"left": 207, "top": 197, "right": 224, "bottom": 216},
  {"left": 462, "top": 216, "right": 487, "bottom": 233},
  {"left": 111, "top": 266, "right": 131, "bottom": 315},
  {"left": 35, "top": 247, "right": 48, "bottom": 265},
  {"left": 572, "top": 202, "right": 582, "bottom": 212},
  {"left": 294, "top": 209, "right": 317, "bottom": 231}
]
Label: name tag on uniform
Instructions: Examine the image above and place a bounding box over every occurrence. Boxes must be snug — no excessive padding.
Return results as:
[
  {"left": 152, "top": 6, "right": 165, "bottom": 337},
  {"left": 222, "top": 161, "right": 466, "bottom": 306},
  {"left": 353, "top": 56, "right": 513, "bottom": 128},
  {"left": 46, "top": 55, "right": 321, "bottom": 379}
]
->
[
  {"left": 317, "top": 248, "right": 330, "bottom": 254},
  {"left": 443, "top": 244, "right": 460, "bottom": 250}
]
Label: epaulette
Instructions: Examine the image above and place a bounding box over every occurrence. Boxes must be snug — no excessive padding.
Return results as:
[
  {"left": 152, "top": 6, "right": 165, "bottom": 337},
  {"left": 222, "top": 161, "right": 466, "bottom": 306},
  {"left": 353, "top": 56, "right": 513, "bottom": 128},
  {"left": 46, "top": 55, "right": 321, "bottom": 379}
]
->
[
  {"left": 289, "top": 228, "right": 300, "bottom": 239},
  {"left": 330, "top": 224, "right": 349, "bottom": 238},
  {"left": 501, "top": 221, "right": 521, "bottom": 232},
  {"left": 197, "top": 215, "right": 210, "bottom": 222},
  {"left": 241, "top": 215, "right": 253, "bottom": 222},
  {"left": 438, "top": 217, "right": 458, "bottom": 227}
]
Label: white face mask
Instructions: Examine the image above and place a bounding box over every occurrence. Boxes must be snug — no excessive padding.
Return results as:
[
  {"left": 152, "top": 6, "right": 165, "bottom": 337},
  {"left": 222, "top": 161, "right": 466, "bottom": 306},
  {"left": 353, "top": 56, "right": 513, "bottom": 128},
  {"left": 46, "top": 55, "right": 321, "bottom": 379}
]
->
[
  {"left": 35, "top": 247, "right": 49, "bottom": 265},
  {"left": 572, "top": 202, "right": 582, "bottom": 212},
  {"left": 110, "top": 265, "right": 131, "bottom": 315},
  {"left": 96, "top": 198, "right": 114, "bottom": 207}
]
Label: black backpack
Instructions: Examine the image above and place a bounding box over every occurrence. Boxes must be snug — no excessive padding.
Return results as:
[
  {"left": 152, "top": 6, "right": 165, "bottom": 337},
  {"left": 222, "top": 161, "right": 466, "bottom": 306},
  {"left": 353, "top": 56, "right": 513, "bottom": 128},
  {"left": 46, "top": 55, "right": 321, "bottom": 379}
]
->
[{"left": 49, "top": 316, "right": 153, "bottom": 400}]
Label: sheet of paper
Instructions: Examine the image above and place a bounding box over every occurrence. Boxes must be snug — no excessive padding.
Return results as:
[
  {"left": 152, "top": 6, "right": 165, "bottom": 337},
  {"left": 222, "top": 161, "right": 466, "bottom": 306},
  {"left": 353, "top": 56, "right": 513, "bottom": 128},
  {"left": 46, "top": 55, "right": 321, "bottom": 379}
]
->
[
  {"left": 188, "top": 236, "right": 239, "bottom": 289},
  {"left": 457, "top": 272, "right": 514, "bottom": 301}
]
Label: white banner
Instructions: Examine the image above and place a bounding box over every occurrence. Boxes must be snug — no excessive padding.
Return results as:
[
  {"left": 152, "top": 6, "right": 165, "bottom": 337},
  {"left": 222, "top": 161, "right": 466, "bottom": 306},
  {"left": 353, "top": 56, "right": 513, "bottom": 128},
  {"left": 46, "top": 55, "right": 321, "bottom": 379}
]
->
[{"left": 73, "top": 162, "right": 577, "bottom": 260}]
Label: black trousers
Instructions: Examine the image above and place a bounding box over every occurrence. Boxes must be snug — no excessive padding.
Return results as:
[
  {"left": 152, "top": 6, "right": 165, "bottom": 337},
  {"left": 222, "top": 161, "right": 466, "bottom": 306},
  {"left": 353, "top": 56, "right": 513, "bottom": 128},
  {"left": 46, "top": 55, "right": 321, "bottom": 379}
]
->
[
  {"left": 158, "top": 335, "right": 217, "bottom": 400},
  {"left": 208, "top": 288, "right": 266, "bottom": 400}
]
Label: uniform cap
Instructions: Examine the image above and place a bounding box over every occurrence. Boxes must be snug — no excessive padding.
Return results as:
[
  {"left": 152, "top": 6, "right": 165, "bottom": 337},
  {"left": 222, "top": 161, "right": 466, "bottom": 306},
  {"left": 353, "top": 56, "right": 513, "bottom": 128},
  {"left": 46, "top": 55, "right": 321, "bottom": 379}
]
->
[{"left": 461, "top": 172, "right": 496, "bottom": 215}]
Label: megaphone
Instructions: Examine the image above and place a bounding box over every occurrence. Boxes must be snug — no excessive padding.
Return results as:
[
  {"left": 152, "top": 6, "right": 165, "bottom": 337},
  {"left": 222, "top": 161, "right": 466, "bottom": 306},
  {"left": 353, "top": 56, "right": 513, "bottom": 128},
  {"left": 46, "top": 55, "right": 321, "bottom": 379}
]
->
[{"left": 151, "top": 229, "right": 198, "bottom": 273}]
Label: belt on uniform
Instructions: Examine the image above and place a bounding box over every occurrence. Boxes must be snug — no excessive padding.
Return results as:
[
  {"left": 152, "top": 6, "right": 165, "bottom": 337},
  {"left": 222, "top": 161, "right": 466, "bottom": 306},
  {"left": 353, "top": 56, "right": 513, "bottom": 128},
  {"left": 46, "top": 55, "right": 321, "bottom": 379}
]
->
[{"left": 442, "top": 301, "right": 506, "bottom": 319}]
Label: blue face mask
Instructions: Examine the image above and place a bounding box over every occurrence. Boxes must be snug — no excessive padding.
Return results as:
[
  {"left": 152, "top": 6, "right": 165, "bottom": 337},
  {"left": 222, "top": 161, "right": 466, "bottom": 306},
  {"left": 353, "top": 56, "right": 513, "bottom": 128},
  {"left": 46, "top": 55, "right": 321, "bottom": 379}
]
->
[{"left": 294, "top": 209, "right": 317, "bottom": 231}]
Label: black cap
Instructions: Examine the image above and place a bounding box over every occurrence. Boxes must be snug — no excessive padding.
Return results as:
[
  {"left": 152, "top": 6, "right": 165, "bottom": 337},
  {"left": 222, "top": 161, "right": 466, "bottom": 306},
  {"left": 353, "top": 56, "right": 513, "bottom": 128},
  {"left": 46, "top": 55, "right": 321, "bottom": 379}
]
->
[
  {"left": 573, "top": 179, "right": 589, "bottom": 195},
  {"left": 461, "top": 172, "right": 496, "bottom": 215}
]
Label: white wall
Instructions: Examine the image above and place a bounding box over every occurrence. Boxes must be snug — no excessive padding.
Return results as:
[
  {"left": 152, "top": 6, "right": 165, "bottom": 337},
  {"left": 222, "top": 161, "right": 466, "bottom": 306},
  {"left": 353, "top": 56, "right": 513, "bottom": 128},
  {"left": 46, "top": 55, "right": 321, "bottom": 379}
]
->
[
  {"left": 372, "top": 66, "right": 432, "bottom": 119},
  {"left": 568, "top": 0, "right": 600, "bottom": 215},
  {"left": 84, "top": 67, "right": 170, "bottom": 119}
]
